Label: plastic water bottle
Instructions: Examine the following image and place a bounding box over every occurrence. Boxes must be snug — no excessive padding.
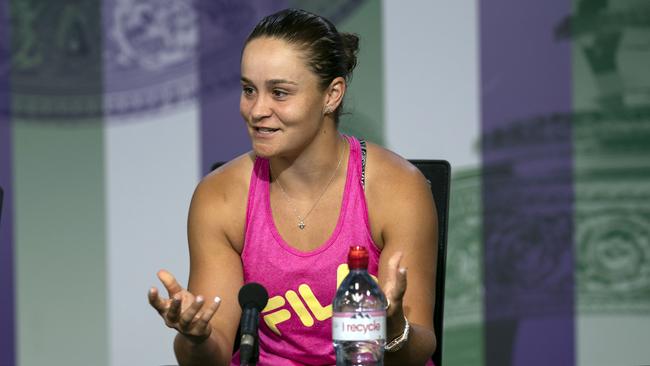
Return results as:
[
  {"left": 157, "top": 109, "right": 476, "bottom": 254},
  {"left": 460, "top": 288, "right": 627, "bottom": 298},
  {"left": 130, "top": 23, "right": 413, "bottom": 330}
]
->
[{"left": 333, "top": 245, "right": 387, "bottom": 366}]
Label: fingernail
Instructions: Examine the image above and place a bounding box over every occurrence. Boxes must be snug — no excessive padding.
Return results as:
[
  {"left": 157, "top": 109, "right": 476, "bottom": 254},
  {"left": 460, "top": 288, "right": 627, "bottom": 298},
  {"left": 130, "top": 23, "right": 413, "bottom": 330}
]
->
[
  {"left": 214, "top": 296, "right": 221, "bottom": 303},
  {"left": 399, "top": 267, "right": 407, "bottom": 275},
  {"left": 196, "top": 296, "right": 204, "bottom": 303}
]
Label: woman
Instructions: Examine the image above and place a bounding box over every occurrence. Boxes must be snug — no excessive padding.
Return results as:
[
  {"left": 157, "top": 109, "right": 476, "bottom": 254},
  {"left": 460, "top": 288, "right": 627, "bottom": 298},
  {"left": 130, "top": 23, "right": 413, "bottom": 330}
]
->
[{"left": 148, "top": 8, "right": 438, "bottom": 366}]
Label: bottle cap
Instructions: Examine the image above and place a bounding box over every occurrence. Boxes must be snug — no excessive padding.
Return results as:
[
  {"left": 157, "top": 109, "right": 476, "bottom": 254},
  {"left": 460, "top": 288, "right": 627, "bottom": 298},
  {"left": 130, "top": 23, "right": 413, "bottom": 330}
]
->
[{"left": 348, "top": 245, "right": 369, "bottom": 269}]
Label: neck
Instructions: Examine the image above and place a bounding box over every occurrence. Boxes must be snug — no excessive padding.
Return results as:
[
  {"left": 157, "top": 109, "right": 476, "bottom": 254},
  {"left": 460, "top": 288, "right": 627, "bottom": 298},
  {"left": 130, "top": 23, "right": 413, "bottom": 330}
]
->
[{"left": 269, "top": 132, "right": 347, "bottom": 199}]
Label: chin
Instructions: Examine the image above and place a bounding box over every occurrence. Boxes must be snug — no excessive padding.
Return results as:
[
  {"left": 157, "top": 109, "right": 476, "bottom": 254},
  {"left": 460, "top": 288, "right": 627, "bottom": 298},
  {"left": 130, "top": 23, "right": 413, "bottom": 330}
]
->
[{"left": 251, "top": 142, "right": 277, "bottom": 159}]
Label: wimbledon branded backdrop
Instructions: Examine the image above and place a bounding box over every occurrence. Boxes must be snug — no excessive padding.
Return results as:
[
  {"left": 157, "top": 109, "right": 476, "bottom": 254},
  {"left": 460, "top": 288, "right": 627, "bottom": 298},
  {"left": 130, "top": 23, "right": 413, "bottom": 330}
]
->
[{"left": 0, "top": 1, "right": 648, "bottom": 365}]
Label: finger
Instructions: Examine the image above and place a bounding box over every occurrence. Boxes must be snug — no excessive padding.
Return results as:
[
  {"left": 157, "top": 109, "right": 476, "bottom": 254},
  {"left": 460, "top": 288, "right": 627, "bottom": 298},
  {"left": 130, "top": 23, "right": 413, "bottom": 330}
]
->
[
  {"left": 196, "top": 297, "right": 222, "bottom": 334},
  {"left": 166, "top": 294, "right": 183, "bottom": 323},
  {"left": 148, "top": 287, "right": 166, "bottom": 314},
  {"left": 179, "top": 296, "right": 205, "bottom": 330},
  {"left": 157, "top": 269, "right": 184, "bottom": 297}
]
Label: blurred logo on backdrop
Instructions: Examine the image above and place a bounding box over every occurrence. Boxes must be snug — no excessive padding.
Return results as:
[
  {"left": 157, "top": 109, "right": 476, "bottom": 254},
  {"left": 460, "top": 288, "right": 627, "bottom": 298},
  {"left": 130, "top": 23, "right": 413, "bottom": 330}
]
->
[
  {"left": 445, "top": 0, "right": 650, "bottom": 327},
  {"left": 104, "top": 0, "right": 202, "bottom": 117},
  {"left": 555, "top": 0, "right": 650, "bottom": 315},
  {"left": 3, "top": 0, "right": 365, "bottom": 122},
  {"left": 6, "top": 0, "right": 104, "bottom": 120}
]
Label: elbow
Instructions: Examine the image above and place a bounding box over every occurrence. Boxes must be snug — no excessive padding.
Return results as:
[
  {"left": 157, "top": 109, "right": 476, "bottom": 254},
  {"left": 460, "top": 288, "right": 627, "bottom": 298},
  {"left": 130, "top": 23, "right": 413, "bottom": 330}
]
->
[
  {"left": 414, "top": 326, "right": 437, "bottom": 366},
  {"left": 430, "top": 331, "right": 438, "bottom": 358},
  {"left": 424, "top": 328, "right": 437, "bottom": 363},
  {"left": 385, "top": 325, "right": 436, "bottom": 366}
]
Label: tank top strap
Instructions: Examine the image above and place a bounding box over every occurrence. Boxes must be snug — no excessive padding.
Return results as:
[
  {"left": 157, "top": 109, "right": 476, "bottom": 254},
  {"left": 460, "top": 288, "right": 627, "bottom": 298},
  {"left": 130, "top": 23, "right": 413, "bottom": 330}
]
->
[
  {"left": 344, "top": 134, "right": 366, "bottom": 189},
  {"left": 344, "top": 134, "right": 361, "bottom": 174},
  {"left": 342, "top": 134, "right": 374, "bottom": 234},
  {"left": 358, "top": 139, "right": 367, "bottom": 189},
  {"left": 245, "top": 156, "right": 270, "bottom": 229}
]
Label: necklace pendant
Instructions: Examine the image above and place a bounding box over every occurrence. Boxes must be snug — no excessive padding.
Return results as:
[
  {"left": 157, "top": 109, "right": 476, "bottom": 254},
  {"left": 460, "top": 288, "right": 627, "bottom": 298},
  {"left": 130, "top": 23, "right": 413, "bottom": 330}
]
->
[{"left": 298, "top": 221, "right": 306, "bottom": 230}]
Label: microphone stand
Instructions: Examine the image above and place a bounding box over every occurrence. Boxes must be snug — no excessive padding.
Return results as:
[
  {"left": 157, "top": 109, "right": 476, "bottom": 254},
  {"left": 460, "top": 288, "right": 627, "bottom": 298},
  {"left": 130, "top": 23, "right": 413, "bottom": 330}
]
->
[
  {"left": 239, "top": 336, "right": 259, "bottom": 366},
  {"left": 239, "top": 308, "right": 260, "bottom": 366}
]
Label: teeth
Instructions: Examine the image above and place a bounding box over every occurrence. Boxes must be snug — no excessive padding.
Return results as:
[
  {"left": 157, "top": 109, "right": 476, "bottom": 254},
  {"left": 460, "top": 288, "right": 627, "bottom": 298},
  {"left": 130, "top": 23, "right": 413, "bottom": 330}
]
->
[{"left": 258, "top": 127, "right": 277, "bottom": 133}]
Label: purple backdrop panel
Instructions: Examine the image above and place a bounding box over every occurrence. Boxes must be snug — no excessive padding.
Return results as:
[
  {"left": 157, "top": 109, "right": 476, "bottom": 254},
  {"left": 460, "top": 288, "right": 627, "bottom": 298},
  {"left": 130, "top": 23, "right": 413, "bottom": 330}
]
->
[
  {"left": 480, "top": 1, "right": 575, "bottom": 366},
  {"left": 0, "top": 0, "right": 15, "bottom": 364},
  {"left": 197, "top": 1, "right": 286, "bottom": 174}
]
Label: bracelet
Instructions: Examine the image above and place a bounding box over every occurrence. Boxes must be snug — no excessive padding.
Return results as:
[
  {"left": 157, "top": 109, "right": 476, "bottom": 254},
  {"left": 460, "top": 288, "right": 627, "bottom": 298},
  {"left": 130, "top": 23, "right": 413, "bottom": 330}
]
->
[{"left": 385, "top": 314, "right": 410, "bottom": 352}]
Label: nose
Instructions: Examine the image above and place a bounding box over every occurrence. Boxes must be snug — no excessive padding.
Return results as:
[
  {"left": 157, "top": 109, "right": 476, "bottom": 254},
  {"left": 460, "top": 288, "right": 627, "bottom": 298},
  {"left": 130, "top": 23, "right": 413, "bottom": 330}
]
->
[{"left": 250, "top": 94, "right": 272, "bottom": 122}]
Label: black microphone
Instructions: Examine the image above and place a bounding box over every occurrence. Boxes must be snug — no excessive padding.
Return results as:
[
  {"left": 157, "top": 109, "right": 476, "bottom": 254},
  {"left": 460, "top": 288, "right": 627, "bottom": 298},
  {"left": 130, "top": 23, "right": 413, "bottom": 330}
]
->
[{"left": 238, "top": 282, "right": 269, "bottom": 366}]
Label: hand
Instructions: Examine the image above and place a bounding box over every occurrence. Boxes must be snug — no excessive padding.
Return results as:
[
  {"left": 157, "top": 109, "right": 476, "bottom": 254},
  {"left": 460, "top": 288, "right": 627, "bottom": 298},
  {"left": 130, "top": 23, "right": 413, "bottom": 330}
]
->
[
  {"left": 381, "top": 252, "right": 408, "bottom": 340},
  {"left": 148, "top": 269, "right": 222, "bottom": 343}
]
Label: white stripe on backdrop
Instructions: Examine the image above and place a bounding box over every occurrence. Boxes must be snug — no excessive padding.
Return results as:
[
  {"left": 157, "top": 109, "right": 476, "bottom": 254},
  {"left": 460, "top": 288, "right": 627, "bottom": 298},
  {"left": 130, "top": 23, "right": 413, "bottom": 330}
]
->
[
  {"left": 105, "top": 105, "right": 200, "bottom": 366},
  {"left": 383, "top": 0, "right": 480, "bottom": 169}
]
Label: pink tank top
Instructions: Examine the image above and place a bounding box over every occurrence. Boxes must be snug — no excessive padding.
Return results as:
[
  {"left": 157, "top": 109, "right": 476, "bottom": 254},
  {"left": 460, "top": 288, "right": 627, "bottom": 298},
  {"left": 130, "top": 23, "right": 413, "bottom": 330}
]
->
[{"left": 232, "top": 135, "right": 380, "bottom": 365}]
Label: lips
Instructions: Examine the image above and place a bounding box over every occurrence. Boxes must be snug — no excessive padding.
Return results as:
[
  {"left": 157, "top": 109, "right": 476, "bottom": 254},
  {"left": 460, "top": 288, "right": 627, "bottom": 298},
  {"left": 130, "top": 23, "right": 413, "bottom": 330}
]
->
[{"left": 254, "top": 127, "right": 280, "bottom": 134}]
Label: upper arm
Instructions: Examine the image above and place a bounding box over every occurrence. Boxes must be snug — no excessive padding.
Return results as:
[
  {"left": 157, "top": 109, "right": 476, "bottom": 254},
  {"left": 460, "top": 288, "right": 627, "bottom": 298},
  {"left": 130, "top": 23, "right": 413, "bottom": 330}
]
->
[
  {"left": 185, "top": 166, "right": 248, "bottom": 354},
  {"left": 369, "top": 152, "right": 438, "bottom": 330}
]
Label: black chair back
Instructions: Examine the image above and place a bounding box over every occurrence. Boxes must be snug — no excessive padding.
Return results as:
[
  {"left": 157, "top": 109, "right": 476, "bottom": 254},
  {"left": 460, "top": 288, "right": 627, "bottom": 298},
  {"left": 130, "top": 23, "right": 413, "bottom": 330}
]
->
[
  {"left": 210, "top": 160, "right": 451, "bottom": 365},
  {"left": 409, "top": 160, "right": 450, "bottom": 366}
]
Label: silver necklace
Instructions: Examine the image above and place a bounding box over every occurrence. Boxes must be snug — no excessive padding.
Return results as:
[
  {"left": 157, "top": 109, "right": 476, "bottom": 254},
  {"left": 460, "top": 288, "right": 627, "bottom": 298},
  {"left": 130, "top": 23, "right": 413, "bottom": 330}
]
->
[{"left": 271, "top": 139, "right": 345, "bottom": 230}]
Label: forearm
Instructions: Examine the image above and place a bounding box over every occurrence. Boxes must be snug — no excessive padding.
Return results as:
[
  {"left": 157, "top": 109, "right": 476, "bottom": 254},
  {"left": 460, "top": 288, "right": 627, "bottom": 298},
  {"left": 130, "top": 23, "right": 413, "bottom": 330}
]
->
[
  {"left": 384, "top": 323, "right": 436, "bottom": 366},
  {"left": 174, "top": 330, "right": 231, "bottom": 366}
]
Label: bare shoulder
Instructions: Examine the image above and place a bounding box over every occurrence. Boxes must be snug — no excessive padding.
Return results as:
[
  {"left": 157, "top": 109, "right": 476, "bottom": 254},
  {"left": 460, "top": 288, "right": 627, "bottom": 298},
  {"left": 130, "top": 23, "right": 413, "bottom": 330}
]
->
[
  {"left": 364, "top": 142, "right": 430, "bottom": 197},
  {"left": 189, "top": 152, "right": 255, "bottom": 251},
  {"left": 195, "top": 152, "right": 255, "bottom": 202}
]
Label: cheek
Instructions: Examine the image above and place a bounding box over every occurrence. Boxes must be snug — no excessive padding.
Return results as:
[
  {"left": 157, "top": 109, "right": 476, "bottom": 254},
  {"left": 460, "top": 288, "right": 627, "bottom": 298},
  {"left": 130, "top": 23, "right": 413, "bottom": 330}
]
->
[
  {"left": 284, "top": 98, "right": 322, "bottom": 122},
  {"left": 239, "top": 96, "right": 249, "bottom": 118},
  {"left": 276, "top": 105, "right": 309, "bottom": 126}
]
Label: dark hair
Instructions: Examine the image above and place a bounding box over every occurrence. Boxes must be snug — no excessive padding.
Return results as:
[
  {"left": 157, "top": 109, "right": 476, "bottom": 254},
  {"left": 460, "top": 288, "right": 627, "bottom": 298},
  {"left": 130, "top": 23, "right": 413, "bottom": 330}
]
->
[{"left": 245, "top": 8, "right": 359, "bottom": 124}]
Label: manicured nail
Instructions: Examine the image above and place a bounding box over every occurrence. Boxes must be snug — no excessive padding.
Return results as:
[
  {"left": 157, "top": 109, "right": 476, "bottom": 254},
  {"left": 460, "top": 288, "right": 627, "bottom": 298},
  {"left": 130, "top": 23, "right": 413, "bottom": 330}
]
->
[
  {"left": 196, "top": 296, "right": 204, "bottom": 303},
  {"left": 214, "top": 296, "right": 221, "bottom": 303},
  {"left": 399, "top": 267, "right": 407, "bottom": 275}
]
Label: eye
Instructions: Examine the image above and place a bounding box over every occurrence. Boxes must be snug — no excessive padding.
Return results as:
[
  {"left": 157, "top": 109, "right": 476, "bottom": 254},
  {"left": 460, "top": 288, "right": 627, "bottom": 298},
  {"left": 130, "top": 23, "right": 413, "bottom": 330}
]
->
[
  {"left": 242, "top": 86, "right": 255, "bottom": 96},
  {"left": 272, "top": 89, "right": 288, "bottom": 98}
]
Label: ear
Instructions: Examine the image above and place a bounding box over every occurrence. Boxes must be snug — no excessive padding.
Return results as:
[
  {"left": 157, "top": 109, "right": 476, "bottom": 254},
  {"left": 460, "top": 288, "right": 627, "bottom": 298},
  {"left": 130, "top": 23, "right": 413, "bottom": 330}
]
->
[{"left": 323, "top": 76, "right": 346, "bottom": 114}]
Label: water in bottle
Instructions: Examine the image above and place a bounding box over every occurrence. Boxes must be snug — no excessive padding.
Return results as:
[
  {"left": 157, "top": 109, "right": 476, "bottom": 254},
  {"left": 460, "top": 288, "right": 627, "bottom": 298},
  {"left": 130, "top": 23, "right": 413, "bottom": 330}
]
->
[{"left": 333, "top": 245, "right": 387, "bottom": 366}]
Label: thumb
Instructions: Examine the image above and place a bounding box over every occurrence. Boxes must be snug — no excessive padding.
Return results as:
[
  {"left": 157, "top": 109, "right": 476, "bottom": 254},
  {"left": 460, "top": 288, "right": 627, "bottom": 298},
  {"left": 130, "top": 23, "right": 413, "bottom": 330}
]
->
[{"left": 157, "top": 269, "right": 184, "bottom": 297}]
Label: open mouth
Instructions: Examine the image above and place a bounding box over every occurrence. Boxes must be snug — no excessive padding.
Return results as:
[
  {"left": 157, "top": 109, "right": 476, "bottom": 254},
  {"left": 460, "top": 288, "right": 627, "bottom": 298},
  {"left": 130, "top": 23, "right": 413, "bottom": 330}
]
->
[{"left": 255, "top": 127, "right": 280, "bottom": 134}]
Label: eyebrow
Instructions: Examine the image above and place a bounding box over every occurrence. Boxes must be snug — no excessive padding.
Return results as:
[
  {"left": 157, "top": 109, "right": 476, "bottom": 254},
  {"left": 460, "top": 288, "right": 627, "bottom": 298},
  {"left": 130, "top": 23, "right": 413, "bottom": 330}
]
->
[{"left": 240, "top": 77, "right": 298, "bottom": 86}]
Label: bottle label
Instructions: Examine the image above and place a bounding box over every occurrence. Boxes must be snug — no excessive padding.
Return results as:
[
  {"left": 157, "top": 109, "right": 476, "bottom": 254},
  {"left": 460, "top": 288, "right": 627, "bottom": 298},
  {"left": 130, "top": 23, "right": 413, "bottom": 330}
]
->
[{"left": 332, "top": 311, "right": 386, "bottom": 341}]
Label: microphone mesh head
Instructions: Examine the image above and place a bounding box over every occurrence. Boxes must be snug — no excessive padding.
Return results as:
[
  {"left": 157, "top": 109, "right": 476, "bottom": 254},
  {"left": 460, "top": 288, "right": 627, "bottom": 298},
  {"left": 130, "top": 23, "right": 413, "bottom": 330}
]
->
[{"left": 238, "top": 282, "right": 269, "bottom": 311}]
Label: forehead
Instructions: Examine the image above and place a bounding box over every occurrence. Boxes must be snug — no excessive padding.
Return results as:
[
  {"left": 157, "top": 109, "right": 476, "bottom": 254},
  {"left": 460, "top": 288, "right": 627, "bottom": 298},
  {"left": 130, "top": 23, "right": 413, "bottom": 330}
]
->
[{"left": 241, "top": 37, "right": 316, "bottom": 84}]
